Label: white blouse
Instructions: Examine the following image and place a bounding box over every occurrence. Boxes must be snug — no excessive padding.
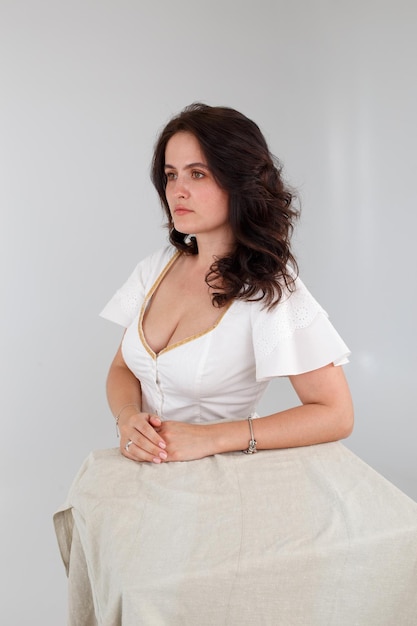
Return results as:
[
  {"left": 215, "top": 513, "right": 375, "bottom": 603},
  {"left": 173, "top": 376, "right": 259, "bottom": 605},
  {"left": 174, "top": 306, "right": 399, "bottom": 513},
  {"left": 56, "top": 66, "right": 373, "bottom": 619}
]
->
[{"left": 100, "top": 246, "right": 350, "bottom": 424}]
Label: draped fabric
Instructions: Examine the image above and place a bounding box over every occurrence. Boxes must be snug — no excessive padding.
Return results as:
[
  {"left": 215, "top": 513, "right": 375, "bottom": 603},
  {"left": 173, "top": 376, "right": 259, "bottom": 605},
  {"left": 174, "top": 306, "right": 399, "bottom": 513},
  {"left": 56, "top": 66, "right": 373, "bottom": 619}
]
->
[{"left": 54, "top": 444, "right": 417, "bottom": 625}]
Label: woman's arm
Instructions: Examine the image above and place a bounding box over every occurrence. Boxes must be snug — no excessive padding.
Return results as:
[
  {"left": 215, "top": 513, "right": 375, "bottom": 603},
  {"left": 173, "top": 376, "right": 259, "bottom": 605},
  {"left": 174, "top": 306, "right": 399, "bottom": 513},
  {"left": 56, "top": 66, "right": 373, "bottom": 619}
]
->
[
  {"left": 106, "top": 344, "right": 168, "bottom": 463},
  {"left": 156, "top": 363, "right": 353, "bottom": 462}
]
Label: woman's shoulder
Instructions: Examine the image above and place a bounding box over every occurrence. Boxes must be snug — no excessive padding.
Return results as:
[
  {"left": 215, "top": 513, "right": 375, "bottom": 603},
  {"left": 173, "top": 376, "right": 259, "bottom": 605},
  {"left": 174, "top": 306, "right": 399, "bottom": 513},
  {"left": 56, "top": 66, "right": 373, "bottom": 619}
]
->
[
  {"left": 134, "top": 244, "right": 178, "bottom": 278},
  {"left": 249, "top": 272, "right": 325, "bottom": 330},
  {"left": 111, "top": 243, "right": 178, "bottom": 302},
  {"left": 249, "top": 273, "right": 350, "bottom": 379},
  {"left": 99, "top": 244, "right": 178, "bottom": 327}
]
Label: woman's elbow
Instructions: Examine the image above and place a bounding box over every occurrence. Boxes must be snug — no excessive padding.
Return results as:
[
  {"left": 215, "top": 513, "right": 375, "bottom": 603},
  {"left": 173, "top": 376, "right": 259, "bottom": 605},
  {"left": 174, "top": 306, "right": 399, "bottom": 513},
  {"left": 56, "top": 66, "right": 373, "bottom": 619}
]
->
[{"left": 337, "top": 402, "right": 354, "bottom": 440}]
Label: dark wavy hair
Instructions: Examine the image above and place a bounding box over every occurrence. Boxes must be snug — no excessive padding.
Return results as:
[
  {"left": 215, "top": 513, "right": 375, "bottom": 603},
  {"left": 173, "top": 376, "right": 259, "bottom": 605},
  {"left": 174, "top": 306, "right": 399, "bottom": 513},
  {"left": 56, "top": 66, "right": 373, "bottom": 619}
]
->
[{"left": 151, "top": 103, "right": 299, "bottom": 309}]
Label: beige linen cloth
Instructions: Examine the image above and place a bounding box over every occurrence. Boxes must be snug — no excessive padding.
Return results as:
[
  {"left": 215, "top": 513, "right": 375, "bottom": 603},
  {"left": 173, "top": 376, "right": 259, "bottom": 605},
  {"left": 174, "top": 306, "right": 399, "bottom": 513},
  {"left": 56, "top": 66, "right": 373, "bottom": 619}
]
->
[{"left": 54, "top": 442, "right": 417, "bottom": 625}]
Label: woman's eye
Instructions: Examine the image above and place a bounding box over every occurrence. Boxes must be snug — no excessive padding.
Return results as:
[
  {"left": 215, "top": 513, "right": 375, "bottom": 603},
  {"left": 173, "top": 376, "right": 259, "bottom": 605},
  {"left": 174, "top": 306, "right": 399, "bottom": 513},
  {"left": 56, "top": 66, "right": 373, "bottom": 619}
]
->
[
  {"left": 165, "top": 172, "right": 177, "bottom": 181},
  {"left": 192, "top": 170, "right": 204, "bottom": 179}
]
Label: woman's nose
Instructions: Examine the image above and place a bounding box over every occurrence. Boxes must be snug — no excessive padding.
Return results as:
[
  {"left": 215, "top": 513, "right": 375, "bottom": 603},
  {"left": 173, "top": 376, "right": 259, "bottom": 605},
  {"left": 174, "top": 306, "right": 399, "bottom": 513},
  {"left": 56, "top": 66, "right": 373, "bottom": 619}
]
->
[{"left": 173, "top": 177, "right": 190, "bottom": 198}]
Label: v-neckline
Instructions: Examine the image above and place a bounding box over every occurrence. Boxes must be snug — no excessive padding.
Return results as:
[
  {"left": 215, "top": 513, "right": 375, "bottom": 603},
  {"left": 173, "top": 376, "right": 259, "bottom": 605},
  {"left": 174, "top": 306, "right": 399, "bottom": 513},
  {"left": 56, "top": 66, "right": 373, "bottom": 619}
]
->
[{"left": 138, "top": 251, "right": 234, "bottom": 359}]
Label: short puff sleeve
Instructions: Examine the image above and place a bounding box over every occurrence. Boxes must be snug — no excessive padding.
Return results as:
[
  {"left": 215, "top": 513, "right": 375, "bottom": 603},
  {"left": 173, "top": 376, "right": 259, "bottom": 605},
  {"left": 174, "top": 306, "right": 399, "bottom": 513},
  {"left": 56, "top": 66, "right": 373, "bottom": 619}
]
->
[{"left": 252, "top": 277, "right": 350, "bottom": 380}]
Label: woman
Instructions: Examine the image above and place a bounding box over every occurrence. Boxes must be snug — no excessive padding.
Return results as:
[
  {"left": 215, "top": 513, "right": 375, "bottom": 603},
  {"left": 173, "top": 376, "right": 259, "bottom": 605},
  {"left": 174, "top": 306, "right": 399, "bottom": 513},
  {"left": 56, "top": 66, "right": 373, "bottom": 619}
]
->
[{"left": 55, "top": 104, "right": 417, "bottom": 625}]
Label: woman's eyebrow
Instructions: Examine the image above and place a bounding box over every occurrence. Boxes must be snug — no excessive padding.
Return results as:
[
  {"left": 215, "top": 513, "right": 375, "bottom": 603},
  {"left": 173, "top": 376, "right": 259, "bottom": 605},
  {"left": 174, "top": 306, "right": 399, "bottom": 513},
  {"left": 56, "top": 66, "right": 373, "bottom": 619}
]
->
[{"left": 164, "top": 162, "right": 209, "bottom": 170}]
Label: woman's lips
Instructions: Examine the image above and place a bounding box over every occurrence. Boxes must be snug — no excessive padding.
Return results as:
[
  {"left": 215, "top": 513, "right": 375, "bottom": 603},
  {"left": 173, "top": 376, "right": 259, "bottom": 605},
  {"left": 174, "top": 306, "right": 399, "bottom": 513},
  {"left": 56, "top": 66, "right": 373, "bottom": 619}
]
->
[{"left": 174, "top": 207, "right": 193, "bottom": 215}]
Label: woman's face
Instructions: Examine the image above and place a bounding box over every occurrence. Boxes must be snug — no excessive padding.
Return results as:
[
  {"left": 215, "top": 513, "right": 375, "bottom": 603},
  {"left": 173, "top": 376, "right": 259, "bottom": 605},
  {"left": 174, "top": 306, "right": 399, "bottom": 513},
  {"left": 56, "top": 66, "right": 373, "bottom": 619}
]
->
[{"left": 164, "top": 132, "right": 232, "bottom": 244}]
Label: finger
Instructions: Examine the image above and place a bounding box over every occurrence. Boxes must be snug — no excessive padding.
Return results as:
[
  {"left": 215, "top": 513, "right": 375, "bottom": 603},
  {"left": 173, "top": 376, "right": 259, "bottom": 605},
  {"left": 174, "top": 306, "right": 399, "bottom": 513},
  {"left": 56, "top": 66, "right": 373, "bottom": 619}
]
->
[
  {"left": 124, "top": 418, "right": 167, "bottom": 458},
  {"left": 119, "top": 413, "right": 166, "bottom": 450},
  {"left": 128, "top": 433, "right": 167, "bottom": 458},
  {"left": 134, "top": 417, "right": 167, "bottom": 450},
  {"left": 121, "top": 439, "right": 167, "bottom": 464}
]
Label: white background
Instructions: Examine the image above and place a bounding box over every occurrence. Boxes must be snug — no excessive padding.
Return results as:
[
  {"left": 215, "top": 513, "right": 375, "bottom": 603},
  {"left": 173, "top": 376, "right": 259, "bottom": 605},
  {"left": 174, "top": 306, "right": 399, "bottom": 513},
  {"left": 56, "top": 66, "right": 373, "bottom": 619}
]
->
[{"left": 1, "top": 0, "right": 416, "bottom": 622}]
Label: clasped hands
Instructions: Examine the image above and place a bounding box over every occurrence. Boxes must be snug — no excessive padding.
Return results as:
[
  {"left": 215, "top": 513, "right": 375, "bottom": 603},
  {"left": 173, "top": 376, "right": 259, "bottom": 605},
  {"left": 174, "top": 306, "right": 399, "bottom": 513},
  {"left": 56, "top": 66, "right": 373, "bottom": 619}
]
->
[{"left": 120, "top": 411, "right": 216, "bottom": 464}]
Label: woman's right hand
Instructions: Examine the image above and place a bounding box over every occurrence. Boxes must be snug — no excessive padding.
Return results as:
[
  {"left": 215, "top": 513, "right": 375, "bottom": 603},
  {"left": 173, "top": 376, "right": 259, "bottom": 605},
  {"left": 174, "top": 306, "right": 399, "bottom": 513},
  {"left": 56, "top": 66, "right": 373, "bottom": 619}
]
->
[{"left": 119, "top": 411, "right": 167, "bottom": 464}]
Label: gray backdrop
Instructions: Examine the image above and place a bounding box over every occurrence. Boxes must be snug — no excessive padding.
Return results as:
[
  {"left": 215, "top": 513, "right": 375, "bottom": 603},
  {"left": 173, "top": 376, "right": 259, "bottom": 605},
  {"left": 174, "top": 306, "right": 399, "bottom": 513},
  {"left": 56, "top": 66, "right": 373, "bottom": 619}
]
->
[{"left": 1, "top": 0, "right": 416, "bottom": 622}]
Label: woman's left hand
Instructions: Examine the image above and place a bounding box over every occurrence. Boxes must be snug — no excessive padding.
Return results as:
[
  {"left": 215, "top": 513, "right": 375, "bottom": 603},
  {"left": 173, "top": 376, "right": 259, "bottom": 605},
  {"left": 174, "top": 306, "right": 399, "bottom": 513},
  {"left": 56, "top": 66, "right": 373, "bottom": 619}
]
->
[{"left": 150, "top": 417, "right": 217, "bottom": 462}]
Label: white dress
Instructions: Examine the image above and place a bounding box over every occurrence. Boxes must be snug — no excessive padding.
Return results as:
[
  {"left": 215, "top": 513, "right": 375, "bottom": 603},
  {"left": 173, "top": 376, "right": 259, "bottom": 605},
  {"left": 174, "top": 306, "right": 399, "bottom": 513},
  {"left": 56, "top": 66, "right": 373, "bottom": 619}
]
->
[{"left": 54, "top": 246, "right": 417, "bottom": 626}]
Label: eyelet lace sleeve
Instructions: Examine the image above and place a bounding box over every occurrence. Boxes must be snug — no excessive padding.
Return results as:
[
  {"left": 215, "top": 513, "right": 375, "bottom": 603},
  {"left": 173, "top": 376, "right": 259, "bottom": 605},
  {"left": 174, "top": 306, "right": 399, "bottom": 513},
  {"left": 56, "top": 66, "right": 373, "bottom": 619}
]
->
[{"left": 252, "top": 277, "right": 350, "bottom": 380}]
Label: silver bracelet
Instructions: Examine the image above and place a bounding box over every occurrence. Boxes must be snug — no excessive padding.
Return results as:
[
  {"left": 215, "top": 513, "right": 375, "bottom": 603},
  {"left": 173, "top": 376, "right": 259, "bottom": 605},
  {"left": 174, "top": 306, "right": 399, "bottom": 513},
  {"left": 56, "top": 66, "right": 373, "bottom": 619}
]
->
[
  {"left": 242, "top": 416, "right": 257, "bottom": 454},
  {"left": 114, "top": 403, "right": 140, "bottom": 437}
]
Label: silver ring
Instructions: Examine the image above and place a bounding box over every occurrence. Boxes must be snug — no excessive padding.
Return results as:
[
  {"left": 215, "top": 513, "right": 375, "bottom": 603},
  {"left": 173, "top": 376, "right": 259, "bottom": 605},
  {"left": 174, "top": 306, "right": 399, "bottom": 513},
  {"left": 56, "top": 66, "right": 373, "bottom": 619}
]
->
[{"left": 125, "top": 439, "right": 133, "bottom": 451}]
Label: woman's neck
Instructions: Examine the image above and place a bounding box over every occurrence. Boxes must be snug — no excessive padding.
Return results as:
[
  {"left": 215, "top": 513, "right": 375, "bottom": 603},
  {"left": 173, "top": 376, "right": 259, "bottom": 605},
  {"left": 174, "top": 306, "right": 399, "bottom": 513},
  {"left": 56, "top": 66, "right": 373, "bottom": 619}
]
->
[{"left": 191, "top": 233, "right": 235, "bottom": 269}]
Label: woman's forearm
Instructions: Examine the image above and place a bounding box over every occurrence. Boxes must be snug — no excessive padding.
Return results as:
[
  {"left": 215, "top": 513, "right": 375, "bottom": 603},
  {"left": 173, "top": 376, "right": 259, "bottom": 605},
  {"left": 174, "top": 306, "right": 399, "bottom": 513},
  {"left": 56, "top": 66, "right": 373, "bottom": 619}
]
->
[
  {"left": 209, "top": 401, "right": 353, "bottom": 455},
  {"left": 106, "top": 348, "right": 168, "bottom": 462}
]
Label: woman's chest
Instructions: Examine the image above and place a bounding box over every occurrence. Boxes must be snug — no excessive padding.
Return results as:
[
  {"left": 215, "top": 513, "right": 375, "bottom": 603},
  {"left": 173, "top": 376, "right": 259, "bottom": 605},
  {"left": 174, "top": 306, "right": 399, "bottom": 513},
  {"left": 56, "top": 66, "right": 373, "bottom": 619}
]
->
[
  {"left": 142, "top": 267, "right": 230, "bottom": 354},
  {"left": 123, "top": 302, "right": 256, "bottom": 394}
]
